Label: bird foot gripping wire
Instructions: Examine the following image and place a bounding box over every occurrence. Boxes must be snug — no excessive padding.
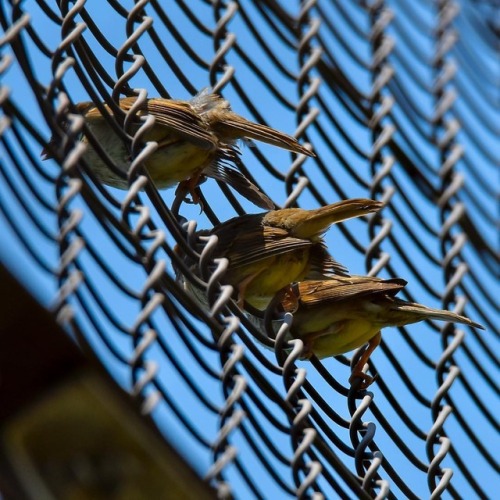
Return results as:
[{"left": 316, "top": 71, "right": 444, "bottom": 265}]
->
[
  {"left": 349, "top": 331, "right": 382, "bottom": 390},
  {"left": 175, "top": 176, "right": 204, "bottom": 207},
  {"left": 349, "top": 371, "right": 378, "bottom": 390},
  {"left": 273, "top": 282, "right": 301, "bottom": 314}
]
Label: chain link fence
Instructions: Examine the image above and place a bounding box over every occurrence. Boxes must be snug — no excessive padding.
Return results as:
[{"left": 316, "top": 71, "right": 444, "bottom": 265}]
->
[{"left": 0, "top": 1, "right": 498, "bottom": 498}]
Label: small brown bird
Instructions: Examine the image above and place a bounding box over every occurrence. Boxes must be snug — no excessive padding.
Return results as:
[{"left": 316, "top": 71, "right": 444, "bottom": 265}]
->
[
  {"left": 42, "top": 89, "right": 313, "bottom": 208},
  {"left": 276, "top": 277, "right": 484, "bottom": 387},
  {"left": 188, "top": 199, "right": 383, "bottom": 309}
]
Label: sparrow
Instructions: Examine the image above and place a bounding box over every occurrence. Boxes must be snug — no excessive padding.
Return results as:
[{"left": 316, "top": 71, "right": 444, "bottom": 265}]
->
[
  {"left": 184, "top": 198, "right": 383, "bottom": 309},
  {"left": 274, "top": 277, "right": 484, "bottom": 387},
  {"left": 42, "top": 89, "right": 313, "bottom": 208}
]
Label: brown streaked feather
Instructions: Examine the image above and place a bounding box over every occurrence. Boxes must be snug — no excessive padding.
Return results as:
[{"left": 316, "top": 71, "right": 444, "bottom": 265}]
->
[
  {"left": 306, "top": 244, "right": 349, "bottom": 278},
  {"left": 209, "top": 212, "right": 266, "bottom": 249},
  {"left": 188, "top": 89, "right": 314, "bottom": 156},
  {"left": 83, "top": 97, "right": 217, "bottom": 151},
  {"left": 289, "top": 277, "right": 407, "bottom": 308},
  {"left": 75, "top": 101, "right": 96, "bottom": 115},
  {"left": 121, "top": 97, "right": 218, "bottom": 150},
  {"left": 211, "top": 114, "right": 314, "bottom": 157},
  {"left": 78, "top": 103, "right": 105, "bottom": 120},
  {"left": 207, "top": 200, "right": 379, "bottom": 277},
  {"left": 389, "top": 299, "right": 485, "bottom": 329},
  {"left": 226, "top": 238, "right": 312, "bottom": 269},
  {"left": 263, "top": 199, "right": 383, "bottom": 239},
  {"left": 211, "top": 219, "right": 314, "bottom": 268},
  {"left": 204, "top": 163, "right": 275, "bottom": 210}
]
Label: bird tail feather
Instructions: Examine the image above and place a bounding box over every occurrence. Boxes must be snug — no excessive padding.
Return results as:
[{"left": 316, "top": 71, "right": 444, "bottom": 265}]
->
[
  {"left": 393, "top": 300, "right": 484, "bottom": 329},
  {"left": 190, "top": 89, "right": 314, "bottom": 156},
  {"left": 293, "top": 198, "right": 383, "bottom": 238},
  {"left": 216, "top": 115, "right": 314, "bottom": 156}
]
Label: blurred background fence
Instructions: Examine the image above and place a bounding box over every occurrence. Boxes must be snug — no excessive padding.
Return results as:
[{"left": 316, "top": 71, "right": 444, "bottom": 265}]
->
[{"left": 0, "top": 0, "right": 498, "bottom": 498}]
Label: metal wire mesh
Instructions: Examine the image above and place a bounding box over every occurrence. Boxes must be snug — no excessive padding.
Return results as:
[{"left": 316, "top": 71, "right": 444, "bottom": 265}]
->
[{"left": 0, "top": 0, "right": 498, "bottom": 498}]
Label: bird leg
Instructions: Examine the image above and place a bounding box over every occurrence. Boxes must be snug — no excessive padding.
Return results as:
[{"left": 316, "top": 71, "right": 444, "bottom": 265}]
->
[
  {"left": 299, "top": 337, "right": 318, "bottom": 360},
  {"left": 175, "top": 171, "right": 204, "bottom": 206},
  {"left": 349, "top": 331, "right": 382, "bottom": 389},
  {"left": 279, "top": 282, "right": 301, "bottom": 314}
]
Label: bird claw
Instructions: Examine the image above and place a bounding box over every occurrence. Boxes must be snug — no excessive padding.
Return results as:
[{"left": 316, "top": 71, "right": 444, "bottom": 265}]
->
[
  {"left": 349, "top": 371, "right": 377, "bottom": 390},
  {"left": 287, "top": 283, "right": 301, "bottom": 313},
  {"left": 278, "top": 283, "right": 301, "bottom": 313},
  {"left": 298, "top": 340, "right": 314, "bottom": 360},
  {"left": 175, "top": 181, "right": 204, "bottom": 212}
]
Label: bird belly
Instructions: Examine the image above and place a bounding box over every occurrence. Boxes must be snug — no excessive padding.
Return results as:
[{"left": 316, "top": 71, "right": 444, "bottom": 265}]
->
[
  {"left": 82, "top": 122, "right": 131, "bottom": 189},
  {"left": 293, "top": 311, "right": 381, "bottom": 359},
  {"left": 242, "top": 252, "right": 309, "bottom": 309},
  {"left": 82, "top": 121, "right": 213, "bottom": 189},
  {"left": 146, "top": 141, "right": 214, "bottom": 189}
]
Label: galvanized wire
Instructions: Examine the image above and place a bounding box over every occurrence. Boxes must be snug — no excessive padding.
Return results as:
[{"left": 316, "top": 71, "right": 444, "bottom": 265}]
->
[{"left": 0, "top": 0, "right": 498, "bottom": 498}]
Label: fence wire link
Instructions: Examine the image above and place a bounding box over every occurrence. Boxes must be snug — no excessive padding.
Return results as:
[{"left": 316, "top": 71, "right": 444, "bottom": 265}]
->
[{"left": 0, "top": 1, "right": 498, "bottom": 498}]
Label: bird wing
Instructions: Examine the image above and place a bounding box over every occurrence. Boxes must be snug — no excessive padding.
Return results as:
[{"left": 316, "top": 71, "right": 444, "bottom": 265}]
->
[
  {"left": 210, "top": 212, "right": 265, "bottom": 248},
  {"left": 116, "top": 97, "right": 218, "bottom": 150},
  {"left": 204, "top": 163, "right": 275, "bottom": 210},
  {"left": 211, "top": 114, "right": 314, "bottom": 157},
  {"left": 228, "top": 236, "right": 312, "bottom": 269},
  {"left": 296, "top": 277, "right": 407, "bottom": 306},
  {"left": 211, "top": 218, "right": 313, "bottom": 268},
  {"left": 305, "top": 243, "right": 350, "bottom": 277}
]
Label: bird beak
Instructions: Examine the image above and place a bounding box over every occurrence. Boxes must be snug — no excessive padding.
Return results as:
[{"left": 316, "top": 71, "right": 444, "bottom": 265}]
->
[
  {"left": 41, "top": 137, "right": 56, "bottom": 160},
  {"left": 40, "top": 146, "right": 51, "bottom": 160}
]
